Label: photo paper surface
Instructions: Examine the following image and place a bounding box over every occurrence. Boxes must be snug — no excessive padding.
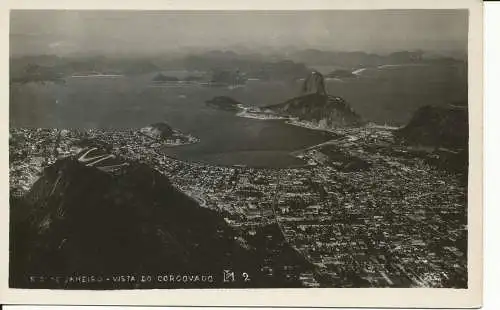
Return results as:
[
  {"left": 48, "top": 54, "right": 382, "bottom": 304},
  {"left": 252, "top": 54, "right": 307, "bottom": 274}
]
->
[{"left": 0, "top": 0, "right": 483, "bottom": 307}]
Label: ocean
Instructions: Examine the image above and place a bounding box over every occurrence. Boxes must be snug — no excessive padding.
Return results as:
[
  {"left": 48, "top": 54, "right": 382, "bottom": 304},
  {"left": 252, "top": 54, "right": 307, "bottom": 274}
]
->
[{"left": 9, "top": 63, "right": 467, "bottom": 167}]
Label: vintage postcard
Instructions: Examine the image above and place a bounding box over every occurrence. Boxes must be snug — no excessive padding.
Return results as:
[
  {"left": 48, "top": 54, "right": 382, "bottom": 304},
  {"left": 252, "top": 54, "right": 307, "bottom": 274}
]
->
[{"left": 0, "top": 0, "right": 483, "bottom": 308}]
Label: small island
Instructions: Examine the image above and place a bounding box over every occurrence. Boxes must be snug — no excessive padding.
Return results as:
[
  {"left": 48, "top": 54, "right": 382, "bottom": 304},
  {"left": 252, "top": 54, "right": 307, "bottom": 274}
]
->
[
  {"left": 152, "top": 73, "right": 179, "bottom": 82},
  {"left": 325, "top": 69, "right": 357, "bottom": 79},
  {"left": 205, "top": 96, "right": 244, "bottom": 112},
  {"left": 184, "top": 75, "right": 204, "bottom": 82}
]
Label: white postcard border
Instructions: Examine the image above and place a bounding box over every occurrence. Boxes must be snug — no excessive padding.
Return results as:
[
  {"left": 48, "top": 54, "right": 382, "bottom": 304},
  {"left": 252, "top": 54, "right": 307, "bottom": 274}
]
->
[{"left": 0, "top": 0, "right": 483, "bottom": 307}]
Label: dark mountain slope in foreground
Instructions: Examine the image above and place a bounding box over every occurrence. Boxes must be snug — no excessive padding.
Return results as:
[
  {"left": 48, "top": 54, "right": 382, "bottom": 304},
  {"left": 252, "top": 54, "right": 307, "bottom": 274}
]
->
[
  {"left": 10, "top": 158, "right": 309, "bottom": 289},
  {"left": 265, "top": 93, "right": 363, "bottom": 127}
]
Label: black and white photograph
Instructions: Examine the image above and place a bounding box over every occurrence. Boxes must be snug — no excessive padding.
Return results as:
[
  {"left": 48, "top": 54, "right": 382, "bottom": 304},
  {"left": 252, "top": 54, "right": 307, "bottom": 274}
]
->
[{"left": 3, "top": 1, "right": 482, "bottom": 305}]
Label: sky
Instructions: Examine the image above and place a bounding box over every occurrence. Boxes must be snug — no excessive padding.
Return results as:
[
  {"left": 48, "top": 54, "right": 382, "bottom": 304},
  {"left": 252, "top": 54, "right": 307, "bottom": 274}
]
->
[{"left": 9, "top": 10, "right": 469, "bottom": 56}]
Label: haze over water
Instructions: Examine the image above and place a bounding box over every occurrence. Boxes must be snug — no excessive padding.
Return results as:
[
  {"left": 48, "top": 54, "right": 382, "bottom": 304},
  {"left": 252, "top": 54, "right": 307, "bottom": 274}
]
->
[{"left": 9, "top": 10, "right": 468, "bottom": 167}]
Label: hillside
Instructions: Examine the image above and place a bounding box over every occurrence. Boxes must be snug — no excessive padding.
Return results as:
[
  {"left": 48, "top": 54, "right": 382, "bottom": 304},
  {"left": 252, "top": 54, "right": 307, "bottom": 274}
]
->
[
  {"left": 395, "top": 104, "right": 468, "bottom": 149},
  {"left": 9, "top": 159, "right": 255, "bottom": 288},
  {"left": 395, "top": 104, "right": 468, "bottom": 177},
  {"left": 9, "top": 157, "right": 312, "bottom": 288}
]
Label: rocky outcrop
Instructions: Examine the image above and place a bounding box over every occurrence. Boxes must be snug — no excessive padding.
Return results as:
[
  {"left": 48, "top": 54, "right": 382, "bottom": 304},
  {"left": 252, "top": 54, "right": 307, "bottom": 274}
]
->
[
  {"left": 265, "top": 93, "right": 363, "bottom": 127},
  {"left": 301, "top": 71, "right": 327, "bottom": 96},
  {"left": 264, "top": 72, "right": 362, "bottom": 127},
  {"left": 140, "top": 122, "right": 175, "bottom": 139}
]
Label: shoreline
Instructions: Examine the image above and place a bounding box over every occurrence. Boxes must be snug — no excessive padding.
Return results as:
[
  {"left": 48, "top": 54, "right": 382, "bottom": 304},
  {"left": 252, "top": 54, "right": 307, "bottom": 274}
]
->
[
  {"left": 236, "top": 111, "right": 288, "bottom": 121},
  {"left": 9, "top": 115, "right": 398, "bottom": 173},
  {"left": 352, "top": 68, "right": 367, "bottom": 75},
  {"left": 71, "top": 74, "right": 124, "bottom": 78}
]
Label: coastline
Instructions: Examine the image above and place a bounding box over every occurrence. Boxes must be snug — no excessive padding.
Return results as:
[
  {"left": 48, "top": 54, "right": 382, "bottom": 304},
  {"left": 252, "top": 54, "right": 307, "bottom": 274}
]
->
[
  {"left": 236, "top": 110, "right": 288, "bottom": 120},
  {"left": 71, "top": 74, "right": 124, "bottom": 78},
  {"left": 352, "top": 68, "right": 367, "bottom": 75}
]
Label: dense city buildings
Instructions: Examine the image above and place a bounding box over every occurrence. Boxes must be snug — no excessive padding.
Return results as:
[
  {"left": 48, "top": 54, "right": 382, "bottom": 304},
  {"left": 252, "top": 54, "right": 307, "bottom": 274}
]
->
[{"left": 9, "top": 123, "right": 467, "bottom": 288}]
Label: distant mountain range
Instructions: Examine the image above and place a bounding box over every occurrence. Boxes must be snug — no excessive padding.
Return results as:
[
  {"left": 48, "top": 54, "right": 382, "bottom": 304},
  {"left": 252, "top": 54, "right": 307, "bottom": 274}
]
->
[
  {"left": 10, "top": 55, "right": 160, "bottom": 84},
  {"left": 288, "top": 49, "right": 465, "bottom": 68},
  {"left": 10, "top": 49, "right": 464, "bottom": 84},
  {"left": 10, "top": 157, "right": 312, "bottom": 288},
  {"left": 183, "top": 52, "right": 311, "bottom": 80}
]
